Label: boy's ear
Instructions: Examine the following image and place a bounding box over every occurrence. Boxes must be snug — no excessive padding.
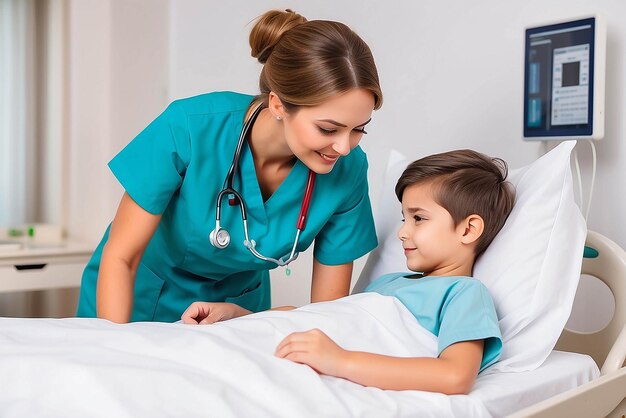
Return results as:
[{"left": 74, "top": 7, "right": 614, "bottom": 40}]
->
[{"left": 459, "top": 214, "right": 484, "bottom": 245}]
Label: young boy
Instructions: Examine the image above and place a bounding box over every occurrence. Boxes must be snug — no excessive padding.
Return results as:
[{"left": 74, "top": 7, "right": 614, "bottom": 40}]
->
[{"left": 272, "top": 149, "right": 515, "bottom": 394}]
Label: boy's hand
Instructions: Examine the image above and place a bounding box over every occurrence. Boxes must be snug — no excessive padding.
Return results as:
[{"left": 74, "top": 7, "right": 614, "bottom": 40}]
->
[
  {"left": 274, "top": 329, "right": 348, "bottom": 376},
  {"left": 181, "top": 302, "right": 251, "bottom": 324}
]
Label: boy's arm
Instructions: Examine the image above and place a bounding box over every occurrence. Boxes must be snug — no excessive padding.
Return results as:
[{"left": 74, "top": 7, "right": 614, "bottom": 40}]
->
[{"left": 275, "top": 329, "right": 484, "bottom": 395}]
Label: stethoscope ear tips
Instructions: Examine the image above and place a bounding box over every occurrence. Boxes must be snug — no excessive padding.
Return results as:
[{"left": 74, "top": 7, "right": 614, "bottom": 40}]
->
[{"left": 209, "top": 228, "right": 231, "bottom": 249}]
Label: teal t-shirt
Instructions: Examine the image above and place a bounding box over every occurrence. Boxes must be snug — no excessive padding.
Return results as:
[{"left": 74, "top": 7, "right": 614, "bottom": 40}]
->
[
  {"left": 365, "top": 273, "right": 502, "bottom": 372},
  {"left": 76, "top": 91, "right": 378, "bottom": 322}
]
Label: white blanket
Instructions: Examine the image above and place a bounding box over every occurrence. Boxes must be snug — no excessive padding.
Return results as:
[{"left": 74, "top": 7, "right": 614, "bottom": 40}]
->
[{"left": 0, "top": 293, "right": 492, "bottom": 417}]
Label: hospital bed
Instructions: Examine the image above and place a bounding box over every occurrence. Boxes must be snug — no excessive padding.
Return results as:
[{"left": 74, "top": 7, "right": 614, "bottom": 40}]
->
[
  {"left": 1, "top": 143, "right": 625, "bottom": 417},
  {"left": 0, "top": 247, "right": 622, "bottom": 418}
]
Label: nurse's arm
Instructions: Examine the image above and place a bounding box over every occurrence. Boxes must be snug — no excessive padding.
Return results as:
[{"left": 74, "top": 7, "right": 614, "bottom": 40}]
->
[
  {"left": 97, "top": 193, "right": 161, "bottom": 323},
  {"left": 310, "top": 259, "right": 353, "bottom": 303}
]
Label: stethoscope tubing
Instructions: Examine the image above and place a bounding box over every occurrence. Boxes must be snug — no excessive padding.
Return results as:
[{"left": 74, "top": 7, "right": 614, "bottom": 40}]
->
[
  {"left": 210, "top": 102, "right": 316, "bottom": 267},
  {"left": 297, "top": 170, "right": 316, "bottom": 230}
]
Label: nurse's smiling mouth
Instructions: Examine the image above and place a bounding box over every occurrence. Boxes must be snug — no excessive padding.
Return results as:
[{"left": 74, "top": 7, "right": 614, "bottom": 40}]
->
[{"left": 316, "top": 151, "right": 340, "bottom": 164}]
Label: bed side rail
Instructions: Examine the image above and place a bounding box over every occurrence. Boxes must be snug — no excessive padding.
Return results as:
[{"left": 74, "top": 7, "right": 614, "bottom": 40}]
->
[{"left": 555, "top": 230, "right": 626, "bottom": 373}]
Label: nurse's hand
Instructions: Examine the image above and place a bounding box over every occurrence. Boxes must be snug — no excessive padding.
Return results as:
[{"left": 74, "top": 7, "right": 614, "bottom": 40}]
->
[{"left": 181, "top": 302, "right": 251, "bottom": 325}]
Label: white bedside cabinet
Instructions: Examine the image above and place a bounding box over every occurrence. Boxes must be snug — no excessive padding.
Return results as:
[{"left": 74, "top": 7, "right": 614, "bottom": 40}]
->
[{"left": 0, "top": 241, "right": 93, "bottom": 293}]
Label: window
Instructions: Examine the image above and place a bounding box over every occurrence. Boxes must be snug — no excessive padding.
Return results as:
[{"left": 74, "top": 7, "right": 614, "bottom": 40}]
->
[{"left": 0, "top": 0, "right": 66, "bottom": 228}]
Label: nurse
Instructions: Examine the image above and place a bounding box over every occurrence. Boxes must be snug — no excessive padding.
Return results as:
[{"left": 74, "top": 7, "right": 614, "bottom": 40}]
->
[{"left": 76, "top": 9, "right": 383, "bottom": 323}]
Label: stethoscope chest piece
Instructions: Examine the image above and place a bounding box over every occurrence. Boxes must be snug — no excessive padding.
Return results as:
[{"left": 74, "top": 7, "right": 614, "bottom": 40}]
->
[{"left": 209, "top": 227, "right": 230, "bottom": 249}]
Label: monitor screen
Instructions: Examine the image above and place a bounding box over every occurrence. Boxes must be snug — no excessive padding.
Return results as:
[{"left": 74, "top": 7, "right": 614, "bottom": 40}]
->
[{"left": 523, "top": 17, "right": 603, "bottom": 140}]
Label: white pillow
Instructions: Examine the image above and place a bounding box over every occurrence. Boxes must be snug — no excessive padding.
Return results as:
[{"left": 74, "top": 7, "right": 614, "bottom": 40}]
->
[{"left": 353, "top": 141, "right": 586, "bottom": 372}]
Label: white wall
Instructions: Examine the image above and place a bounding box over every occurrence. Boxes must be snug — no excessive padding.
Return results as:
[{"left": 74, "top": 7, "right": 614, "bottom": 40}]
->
[
  {"left": 68, "top": 0, "right": 626, "bottom": 310},
  {"left": 67, "top": 0, "right": 169, "bottom": 244}
]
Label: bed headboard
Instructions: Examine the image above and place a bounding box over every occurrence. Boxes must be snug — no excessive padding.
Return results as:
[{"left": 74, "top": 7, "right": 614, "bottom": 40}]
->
[{"left": 555, "top": 230, "right": 626, "bottom": 374}]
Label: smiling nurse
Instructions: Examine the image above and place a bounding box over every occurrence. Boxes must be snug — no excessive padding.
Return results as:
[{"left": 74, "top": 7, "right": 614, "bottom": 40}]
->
[{"left": 76, "top": 9, "right": 384, "bottom": 323}]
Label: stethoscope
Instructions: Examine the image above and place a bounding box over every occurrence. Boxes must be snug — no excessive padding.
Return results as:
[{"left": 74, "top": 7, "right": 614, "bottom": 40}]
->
[{"left": 209, "top": 104, "right": 316, "bottom": 267}]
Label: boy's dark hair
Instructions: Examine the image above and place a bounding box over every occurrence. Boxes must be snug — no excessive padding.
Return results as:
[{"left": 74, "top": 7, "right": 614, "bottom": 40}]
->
[{"left": 395, "top": 149, "right": 515, "bottom": 257}]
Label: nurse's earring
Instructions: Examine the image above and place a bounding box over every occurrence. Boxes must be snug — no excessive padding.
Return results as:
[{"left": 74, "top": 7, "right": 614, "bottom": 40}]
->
[{"left": 275, "top": 116, "right": 282, "bottom": 121}]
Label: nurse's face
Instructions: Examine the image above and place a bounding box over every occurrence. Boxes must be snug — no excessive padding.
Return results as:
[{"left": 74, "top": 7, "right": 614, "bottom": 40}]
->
[{"left": 278, "top": 88, "right": 375, "bottom": 174}]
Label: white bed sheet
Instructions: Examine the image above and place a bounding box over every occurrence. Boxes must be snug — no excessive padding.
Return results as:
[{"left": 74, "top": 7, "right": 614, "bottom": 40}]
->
[{"left": 0, "top": 293, "right": 599, "bottom": 418}]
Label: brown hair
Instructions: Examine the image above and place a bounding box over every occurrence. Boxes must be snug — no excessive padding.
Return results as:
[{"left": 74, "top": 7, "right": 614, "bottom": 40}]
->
[
  {"left": 395, "top": 150, "right": 515, "bottom": 257},
  {"left": 248, "top": 9, "right": 383, "bottom": 112}
]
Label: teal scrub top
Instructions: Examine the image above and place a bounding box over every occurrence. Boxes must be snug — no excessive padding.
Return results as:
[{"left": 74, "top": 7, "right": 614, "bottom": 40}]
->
[
  {"left": 76, "top": 91, "right": 378, "bottom": 322},
  {"left": 365, "top": 273, "right": 502, "bottom": 372}
]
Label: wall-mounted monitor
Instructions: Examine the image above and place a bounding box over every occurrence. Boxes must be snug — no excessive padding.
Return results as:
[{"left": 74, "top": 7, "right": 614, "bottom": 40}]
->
[{"left": 523, "top": 16, "right": 606, "bottom": 141}]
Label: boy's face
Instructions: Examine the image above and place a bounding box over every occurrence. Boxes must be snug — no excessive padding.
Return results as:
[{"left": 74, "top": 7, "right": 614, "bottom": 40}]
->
[{"left": 397, "top": 182, "right": 468, "bottom": 276}]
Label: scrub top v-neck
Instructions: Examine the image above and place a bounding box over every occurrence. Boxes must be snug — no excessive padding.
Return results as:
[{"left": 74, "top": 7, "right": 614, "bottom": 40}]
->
[{"left": 76, "top": 91, "right": 378, "bottom": 322}]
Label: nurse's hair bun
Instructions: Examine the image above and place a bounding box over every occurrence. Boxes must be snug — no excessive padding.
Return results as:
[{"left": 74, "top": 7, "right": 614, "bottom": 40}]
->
[{"left": 249, "top": 9, "right": 307, "bottom": 64}]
